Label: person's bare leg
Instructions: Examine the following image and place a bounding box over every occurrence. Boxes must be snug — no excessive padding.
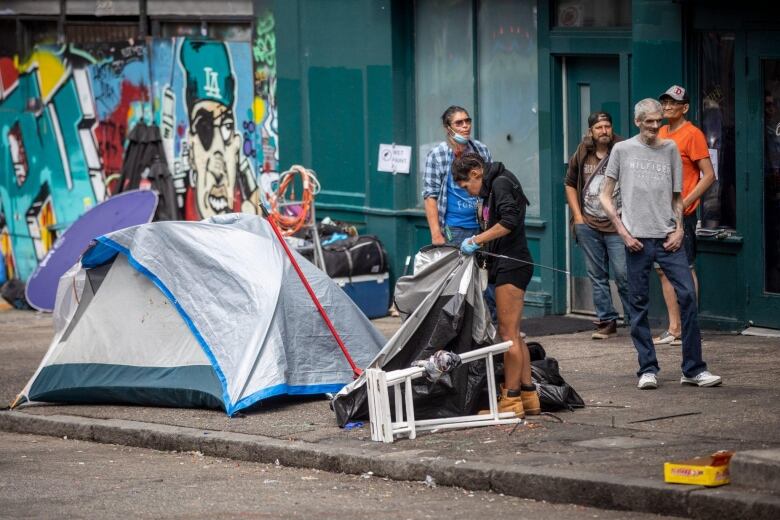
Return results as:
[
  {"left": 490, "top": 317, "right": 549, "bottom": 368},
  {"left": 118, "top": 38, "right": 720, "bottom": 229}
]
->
[
  {"left": 496, "top": 282, "right": 539, "bottom": 415},
  {"left": 495, "top": 284, "right": 530, "bottom": 389}
]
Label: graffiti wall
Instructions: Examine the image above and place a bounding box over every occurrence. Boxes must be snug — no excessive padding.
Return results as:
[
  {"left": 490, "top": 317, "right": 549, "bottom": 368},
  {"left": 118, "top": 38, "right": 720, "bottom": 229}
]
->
[
  {"left": 151, "top": 38, "right": 260, "bottom": 220},
  {"left": 1, "top": 26, "right": 279, "bottom": 282},
  {"left": 0, "top": 43, "right": 151, "bottom": 281},
  {"left": 252, "top": 7, "right": 280, "bottom": 200}
]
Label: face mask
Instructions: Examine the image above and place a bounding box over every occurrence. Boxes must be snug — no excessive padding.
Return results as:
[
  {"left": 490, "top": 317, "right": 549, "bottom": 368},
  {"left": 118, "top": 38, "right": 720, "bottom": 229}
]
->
[{"left": 449, "top": 127, "right": 469, "bottom": 145}]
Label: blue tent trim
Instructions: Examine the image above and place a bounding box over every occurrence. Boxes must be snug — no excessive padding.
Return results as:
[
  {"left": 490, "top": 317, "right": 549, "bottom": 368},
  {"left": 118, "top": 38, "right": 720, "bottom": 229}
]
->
[{"left": 232, "top": 382, "right": 348, "bottom": 412}]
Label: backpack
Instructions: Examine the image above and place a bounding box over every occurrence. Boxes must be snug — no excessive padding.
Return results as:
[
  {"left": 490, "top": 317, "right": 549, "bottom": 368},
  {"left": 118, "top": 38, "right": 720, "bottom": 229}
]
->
[{"left": 581, "top": 154, "right": 620, "bottom": 221}]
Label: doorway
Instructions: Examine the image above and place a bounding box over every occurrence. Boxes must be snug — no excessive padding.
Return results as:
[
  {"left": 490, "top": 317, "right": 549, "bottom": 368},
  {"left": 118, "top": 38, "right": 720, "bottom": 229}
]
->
[
  {"left": 562, "top": 55, "right": 624, "bottom": 316},
  {"left": 745, "top": 33, "right": 780, "bottom": 327}
]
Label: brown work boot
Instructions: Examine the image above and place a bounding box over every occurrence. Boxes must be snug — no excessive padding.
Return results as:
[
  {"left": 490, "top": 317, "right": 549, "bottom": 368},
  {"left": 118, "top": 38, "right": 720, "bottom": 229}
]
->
[
  {"left": 592, "top": 320, "right": 617, "bottom": 340},
  {"left": 521, "top": 390, "right": 541, "bottom": 415},
  {"left": 479, "top": 385, "right": 525, "bottom": 418},
  {"left": 497, "top": 395, "right": 524, "bottom": 417}
]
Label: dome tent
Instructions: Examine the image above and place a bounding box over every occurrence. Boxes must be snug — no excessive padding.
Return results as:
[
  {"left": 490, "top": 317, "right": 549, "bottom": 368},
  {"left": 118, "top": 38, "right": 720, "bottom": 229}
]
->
[{"left": 14, "top": 214, "right": 384, "bottom": 415}]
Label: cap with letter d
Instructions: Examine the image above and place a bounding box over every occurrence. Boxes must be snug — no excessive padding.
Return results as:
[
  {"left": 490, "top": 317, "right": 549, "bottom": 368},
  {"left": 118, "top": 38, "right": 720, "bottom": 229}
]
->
[{"left": 659, "top": 85, "right": 689, "bottom": 103}]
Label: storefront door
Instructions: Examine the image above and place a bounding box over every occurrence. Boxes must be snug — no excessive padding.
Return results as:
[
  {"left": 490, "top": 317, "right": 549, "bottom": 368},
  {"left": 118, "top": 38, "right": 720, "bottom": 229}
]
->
[
  {"left": 563, "top": 56, "right": 622, "bottom": 316},
  {"left": 745, "top": 32, "right": 780, "bottom": 327}
]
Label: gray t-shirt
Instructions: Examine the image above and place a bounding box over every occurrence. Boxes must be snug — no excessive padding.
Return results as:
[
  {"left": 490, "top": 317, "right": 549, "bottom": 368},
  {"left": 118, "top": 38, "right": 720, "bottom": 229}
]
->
[{"left": 604, "top": 135, "right": 682, "bottom": 238}]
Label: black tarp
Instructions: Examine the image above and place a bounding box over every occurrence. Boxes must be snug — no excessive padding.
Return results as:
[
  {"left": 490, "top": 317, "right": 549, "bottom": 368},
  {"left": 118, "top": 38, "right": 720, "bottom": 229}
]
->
[
  {"left": 332, "top": 246, "right": 495, "bottom": 426},
  {"left": 117, "top": 122, "right": 179, "bottom": 221},
  {"left": 331, "top": 246, "right": 585, "bottom": 427}
]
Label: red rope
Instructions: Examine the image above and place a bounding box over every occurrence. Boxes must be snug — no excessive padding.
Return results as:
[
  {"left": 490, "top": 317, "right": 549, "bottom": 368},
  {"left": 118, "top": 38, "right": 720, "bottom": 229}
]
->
[{"left": 260, "top": 206, "right": 362, "bottom": 378}]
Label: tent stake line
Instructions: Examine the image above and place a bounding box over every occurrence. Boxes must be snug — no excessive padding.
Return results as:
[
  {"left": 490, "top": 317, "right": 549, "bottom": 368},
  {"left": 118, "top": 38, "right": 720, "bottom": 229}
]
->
[{"left": 259, "top": 206, "right": 362, "bottom": 378}]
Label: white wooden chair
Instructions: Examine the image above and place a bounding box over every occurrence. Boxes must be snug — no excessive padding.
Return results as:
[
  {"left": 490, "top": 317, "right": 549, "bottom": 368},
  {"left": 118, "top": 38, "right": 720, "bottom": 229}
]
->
[{"left": 365, "top": 340, "right": 521, "bottom": 443}]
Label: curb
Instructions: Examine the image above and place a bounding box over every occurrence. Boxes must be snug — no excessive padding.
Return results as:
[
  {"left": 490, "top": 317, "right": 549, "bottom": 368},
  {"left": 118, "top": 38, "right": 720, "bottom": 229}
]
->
[
  {"left": 731, "top": 449, "right": 780, "bottom": 493},
  {"left": 2, "top": 411, "right": 778, "bottom": 519}
]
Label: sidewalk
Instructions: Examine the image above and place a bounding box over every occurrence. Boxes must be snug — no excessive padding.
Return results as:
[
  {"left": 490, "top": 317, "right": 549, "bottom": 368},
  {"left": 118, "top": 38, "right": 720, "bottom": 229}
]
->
[{"left": 1, "top": 309, "right": 779, "bottom": 518}]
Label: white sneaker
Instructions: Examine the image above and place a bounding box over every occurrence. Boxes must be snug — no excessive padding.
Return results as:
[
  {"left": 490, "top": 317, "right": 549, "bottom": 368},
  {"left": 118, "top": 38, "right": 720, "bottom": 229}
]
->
[
  {"left": 653, "top": 330, "right": 681, "bottom": 345},
  {"left": 680, "top": 371, "right": 722, "bottom": 387},
  {"left": 637, "top": 372, "right": 658, "bottom": 390}
]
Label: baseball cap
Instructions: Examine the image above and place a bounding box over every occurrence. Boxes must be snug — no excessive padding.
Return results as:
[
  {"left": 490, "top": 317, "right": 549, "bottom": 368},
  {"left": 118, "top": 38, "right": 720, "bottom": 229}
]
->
[
  {"left": 180, "top": 40, "right": 235, "bottom": 112},
  {"left": 659, "top": 85, "right": 689, "bottom": 103}
]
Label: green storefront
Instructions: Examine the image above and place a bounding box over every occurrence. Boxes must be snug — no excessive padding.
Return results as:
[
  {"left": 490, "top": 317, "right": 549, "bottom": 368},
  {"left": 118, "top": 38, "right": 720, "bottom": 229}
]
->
[{"left": 274, "top": 0, "right": 780, "bottom": 330}]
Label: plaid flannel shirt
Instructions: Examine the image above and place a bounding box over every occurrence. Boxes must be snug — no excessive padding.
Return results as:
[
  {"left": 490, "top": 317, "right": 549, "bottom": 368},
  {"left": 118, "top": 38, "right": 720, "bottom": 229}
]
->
[{"left": 422, "top": 139, "right": 492, "bottom": 229}]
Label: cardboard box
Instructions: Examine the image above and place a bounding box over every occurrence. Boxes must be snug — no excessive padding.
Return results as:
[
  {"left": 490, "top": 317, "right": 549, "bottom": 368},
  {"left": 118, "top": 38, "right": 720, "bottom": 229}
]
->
[
  {"left": 663, "top": 451, "right": 734, "bottom": 487},
  {"left": 334, "top": 273, "right": 390, "bottom": 319}
]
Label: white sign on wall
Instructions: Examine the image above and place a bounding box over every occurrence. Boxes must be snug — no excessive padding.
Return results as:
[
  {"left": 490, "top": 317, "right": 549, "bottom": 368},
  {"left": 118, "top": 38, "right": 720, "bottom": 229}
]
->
[{"left": 378, "top": 144, "right": 412, "bottom": 174}]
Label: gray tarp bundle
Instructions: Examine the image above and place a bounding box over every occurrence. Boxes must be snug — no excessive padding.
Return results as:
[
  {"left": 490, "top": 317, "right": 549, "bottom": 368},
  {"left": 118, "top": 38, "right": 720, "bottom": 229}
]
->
[
  {"left": 332, "top": 245, "right": 585, "bottom": 426},
  {"left": 16, "top": 214, "right": 385, "bottom": 415},
  {"left": 332, "top": 246, "right": 496, "bottom": 426}
]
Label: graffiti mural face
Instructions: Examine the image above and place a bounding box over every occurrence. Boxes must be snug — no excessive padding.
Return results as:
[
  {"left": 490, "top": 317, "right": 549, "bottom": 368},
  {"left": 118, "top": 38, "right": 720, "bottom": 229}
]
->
[
  {"left": 155, "top": 37, "right": 260, "bottom": 220},
  {"left": 188, "top": 99, "right": 242, "bottom": 216}
]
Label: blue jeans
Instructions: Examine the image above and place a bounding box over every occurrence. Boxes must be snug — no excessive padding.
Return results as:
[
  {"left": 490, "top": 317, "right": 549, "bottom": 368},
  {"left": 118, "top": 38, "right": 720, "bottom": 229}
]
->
[
  {"left": 626, "top": 238, "right": 707, "bottom": 378},
  {"left": 445, "top": 225, "right": 479, "bottom": 247},
  {"left": 446, "top": 225, "right": 497, "bottom": 323},
  {"left": 574, "top": 224, "right": 630, "bottom": 324}
]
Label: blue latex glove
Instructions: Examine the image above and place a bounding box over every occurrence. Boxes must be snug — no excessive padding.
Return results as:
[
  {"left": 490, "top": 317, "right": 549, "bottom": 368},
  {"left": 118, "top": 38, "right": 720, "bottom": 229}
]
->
[{"left": 460, "top": 236, "right": 480, "bottom": 255}]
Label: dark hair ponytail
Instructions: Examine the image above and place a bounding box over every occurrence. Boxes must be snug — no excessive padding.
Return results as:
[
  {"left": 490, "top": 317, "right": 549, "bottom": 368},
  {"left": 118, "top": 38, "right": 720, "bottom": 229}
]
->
[
  {"left": 451, "top": 153, "right": 485, "bottom": 183},
  {"left": 441, "top": 105, "right": 469, "bottom": 127}
]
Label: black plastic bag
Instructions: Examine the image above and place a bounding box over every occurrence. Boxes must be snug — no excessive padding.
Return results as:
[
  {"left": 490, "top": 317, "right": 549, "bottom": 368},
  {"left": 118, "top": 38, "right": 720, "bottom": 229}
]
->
[
  {"left": 526, "top": 341, "right": 547, "bottom": 362},
  {"left": 1, "top": 279, "right": 32, "bottom": 310},
  {"left": 532, "top": 357, "right": 584, "bottom": 411}
]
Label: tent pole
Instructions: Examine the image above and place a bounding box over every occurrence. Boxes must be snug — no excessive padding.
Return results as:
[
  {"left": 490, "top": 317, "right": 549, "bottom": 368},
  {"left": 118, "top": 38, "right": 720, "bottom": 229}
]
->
[{"left": 259, "top": 205, "right": 362, "bottom": 377}]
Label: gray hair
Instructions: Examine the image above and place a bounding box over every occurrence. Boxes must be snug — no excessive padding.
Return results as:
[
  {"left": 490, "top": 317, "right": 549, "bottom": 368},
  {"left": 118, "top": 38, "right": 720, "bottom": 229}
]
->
[{"left": 634, "top": 98, "right": 662, "bottom": 121}]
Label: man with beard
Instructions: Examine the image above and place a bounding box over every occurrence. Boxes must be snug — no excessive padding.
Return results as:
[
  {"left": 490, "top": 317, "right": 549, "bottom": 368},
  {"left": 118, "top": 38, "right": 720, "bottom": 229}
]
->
[
  {"left": 564, "top": 112, "right": 629, "bottom": 339},
  {"left": 599, "top": 98, "right": 721, "bottom": 390},
  {"left": 180, "top": 39, "right": 258, "bottom": 220}
]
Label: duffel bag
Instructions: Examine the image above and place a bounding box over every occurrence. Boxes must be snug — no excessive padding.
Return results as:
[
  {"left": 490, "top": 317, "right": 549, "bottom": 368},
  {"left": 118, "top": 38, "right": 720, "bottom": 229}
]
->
[{"left": 322, "top": 235, "right": 388, "bottom": 277}]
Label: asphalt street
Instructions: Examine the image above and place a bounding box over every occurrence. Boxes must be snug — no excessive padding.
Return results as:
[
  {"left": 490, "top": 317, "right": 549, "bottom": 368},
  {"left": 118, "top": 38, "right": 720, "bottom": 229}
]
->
[
  {"left": 0, "top": 431, "right": 683, "bottom": 519},
  {"left": 2, "top": 309, "right": 779, "bottom": 518}
]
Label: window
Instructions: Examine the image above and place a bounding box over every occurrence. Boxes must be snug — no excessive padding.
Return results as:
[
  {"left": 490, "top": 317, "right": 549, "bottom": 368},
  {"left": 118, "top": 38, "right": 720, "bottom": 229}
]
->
[
  {"left": 66, "top": 22, "right": 139, "bottom": 45},
  {"left": 554, "top": 0, "right": 631, "bottom": 28},
  {"left": 156, "top": 21, "right": 251, "bottom": 41},
  {"left": 208, "top": 23, "right": 252, "bottom": 42},
  {"left": 0, "top": 19, "right": 18, "bottom": 56},
  {"left": 414, "top": 0, "right": 540, "bottom": 213},
  {"left": 761, "top": 60, "right": 780, "bottom": 292},
  {"left": 478, "top": 0, "right": 539, "bottom": 213},
  {"left": 21, "top": 19, "right": 59, "bottom": 55},
  {"left": 699, "top": 32, "right": 736, "bottom": 229},
  {"left": 159, "top": 21, "right": 206, "bottom": 38},
  {"left": 414, "top": 0, "right": 474, "bottom": 201}
]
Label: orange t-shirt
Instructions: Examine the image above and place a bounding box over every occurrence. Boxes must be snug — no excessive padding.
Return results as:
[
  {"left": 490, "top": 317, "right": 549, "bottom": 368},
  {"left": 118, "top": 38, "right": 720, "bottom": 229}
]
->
[{"left": 659, "top": 121, "right": 710, "bottom": 215}]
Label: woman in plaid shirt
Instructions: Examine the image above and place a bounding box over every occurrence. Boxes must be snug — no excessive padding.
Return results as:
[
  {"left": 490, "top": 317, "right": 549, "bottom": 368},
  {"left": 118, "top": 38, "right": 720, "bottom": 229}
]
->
[{"left": 422, "top": 106, "right": 492, "bottom": 246}]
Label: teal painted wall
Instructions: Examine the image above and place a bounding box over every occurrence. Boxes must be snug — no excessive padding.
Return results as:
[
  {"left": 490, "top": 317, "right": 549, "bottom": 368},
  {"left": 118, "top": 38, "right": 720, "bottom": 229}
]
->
[
  {"left": 631, "top": 0, "right": 683, "bottom": 103},
  {"left": 275, "top": 0, "right": 423, "bottom": 285},
  {"left": 273, "top": 0, "right": 775, "bottom": 328}
]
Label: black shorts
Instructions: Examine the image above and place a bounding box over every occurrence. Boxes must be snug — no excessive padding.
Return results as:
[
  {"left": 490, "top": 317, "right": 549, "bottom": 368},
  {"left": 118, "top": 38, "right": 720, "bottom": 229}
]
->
[{"left": 490, "top": 264, "right": 533, "bottom": 291}]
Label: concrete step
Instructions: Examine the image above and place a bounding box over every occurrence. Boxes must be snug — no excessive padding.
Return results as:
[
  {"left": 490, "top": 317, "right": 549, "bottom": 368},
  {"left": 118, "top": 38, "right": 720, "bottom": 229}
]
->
[{"left": 731, "top": 449, "right": 780, "bottom": 492}]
